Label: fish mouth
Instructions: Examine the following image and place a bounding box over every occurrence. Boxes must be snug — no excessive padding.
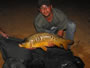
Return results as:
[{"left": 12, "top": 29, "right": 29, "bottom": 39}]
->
[{"left": 19, "top": 44, "right": 23, "bottom": 47}]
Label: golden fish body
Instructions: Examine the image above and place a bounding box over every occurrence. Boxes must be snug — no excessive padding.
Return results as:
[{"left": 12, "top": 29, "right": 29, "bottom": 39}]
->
[{"left": 19, "top": 33, "right": 72, "bottom": 51}]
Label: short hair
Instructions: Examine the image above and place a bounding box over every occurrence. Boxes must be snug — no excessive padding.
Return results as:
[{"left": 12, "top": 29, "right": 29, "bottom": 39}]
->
[{"left": 38, "top": 0, "right": 52, "bottom": 8}]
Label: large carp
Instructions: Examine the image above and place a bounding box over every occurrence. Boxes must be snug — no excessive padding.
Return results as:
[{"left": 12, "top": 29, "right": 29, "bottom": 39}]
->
[{"left": 19, "top": 33, "right": 72, "bottom": 51}]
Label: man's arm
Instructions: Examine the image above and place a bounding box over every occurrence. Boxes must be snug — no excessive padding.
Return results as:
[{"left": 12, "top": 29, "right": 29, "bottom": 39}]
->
[
  {"left": 57, "top": 30, "right": 64, "bottom": 37},
  {"left": 0, "top": 28, "right": 8, "bottom": 39},
  {"left": 55, "top": 9, "right": 70, "bottom": 37}
]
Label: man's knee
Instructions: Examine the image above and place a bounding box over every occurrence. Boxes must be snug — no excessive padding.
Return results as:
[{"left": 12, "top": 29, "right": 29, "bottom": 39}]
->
[{"left": 67, "top": 21, "right": 76, "bottom": 32}]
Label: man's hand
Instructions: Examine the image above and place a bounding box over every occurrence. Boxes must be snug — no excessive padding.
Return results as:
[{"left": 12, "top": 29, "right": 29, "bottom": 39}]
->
[
  {"left": 0, "top": 31, "right": 8, "bottom": 39},
  {"left": 57, "top": 30, "right": 64, "bottom": 38},
  {"left": 50, "top": 26, "right": 58, "bottom": 34}
]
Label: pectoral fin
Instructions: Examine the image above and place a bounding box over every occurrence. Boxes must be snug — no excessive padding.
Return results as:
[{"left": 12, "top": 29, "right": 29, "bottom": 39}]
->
[
  {"left": 41, "top": 46, "right": 47, "bottom": 51},
  {"left": 56, "top": 44, "right": 61, "bottom": 47}
]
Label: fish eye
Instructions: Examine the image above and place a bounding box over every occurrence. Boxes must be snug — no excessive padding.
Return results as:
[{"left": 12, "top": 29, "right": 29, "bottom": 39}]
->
[{"left": 50, "top": 36, "right": 54, "bottom": 39}]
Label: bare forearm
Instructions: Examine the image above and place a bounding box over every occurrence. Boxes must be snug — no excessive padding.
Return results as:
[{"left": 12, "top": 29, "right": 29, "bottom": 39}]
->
[{"left": 0, "top": 30, "right": 8, "bottom": 38}]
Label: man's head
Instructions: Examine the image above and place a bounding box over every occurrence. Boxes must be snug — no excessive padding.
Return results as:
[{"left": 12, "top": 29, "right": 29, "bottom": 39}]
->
[{"left": 38, "top": 0, "right": 52, "bottom": 17}]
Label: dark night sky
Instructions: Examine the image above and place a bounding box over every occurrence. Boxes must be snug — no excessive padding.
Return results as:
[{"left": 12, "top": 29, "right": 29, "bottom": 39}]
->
[{"left": 0, "top": 0, "right": 89, "bottom": 8}]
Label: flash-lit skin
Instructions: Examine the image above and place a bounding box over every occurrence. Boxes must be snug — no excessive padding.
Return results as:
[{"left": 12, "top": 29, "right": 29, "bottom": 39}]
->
[
  {"left": 39, "top": 5, "right": 52, "bottom": 17},
  {"left": 39, "top": 5, "right": 53, "bottom": 22},
  {"left": 0, "top": 29, "right": 8, "bottom": 39},
  {"left": 39, "top": 5, "right": 64, "bottom": 37}
]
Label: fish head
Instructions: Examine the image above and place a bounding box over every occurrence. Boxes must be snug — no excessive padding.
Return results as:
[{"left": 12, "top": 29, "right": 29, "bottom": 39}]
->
[{"left": 19, "top": 42, "right": 31, "bottom": 48}]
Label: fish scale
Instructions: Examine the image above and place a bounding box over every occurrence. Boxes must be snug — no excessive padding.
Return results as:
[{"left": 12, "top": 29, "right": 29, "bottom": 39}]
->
[{"left": 19, "top": 33, "right": 72, "bottom": 51}]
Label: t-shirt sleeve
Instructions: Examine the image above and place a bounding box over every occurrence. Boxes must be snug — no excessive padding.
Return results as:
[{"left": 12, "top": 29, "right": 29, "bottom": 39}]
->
[{"left": 55, "top": 8, "right": 70, "bottom": 30}]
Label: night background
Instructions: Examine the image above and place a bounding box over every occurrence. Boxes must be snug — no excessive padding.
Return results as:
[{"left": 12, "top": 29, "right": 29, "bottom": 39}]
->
[{"left": 0, "top": 0, "right": 90, "bottom": 68}]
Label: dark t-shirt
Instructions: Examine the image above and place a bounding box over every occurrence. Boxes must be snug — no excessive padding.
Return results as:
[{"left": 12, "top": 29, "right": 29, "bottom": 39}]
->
[{"left": 34, "top": 8, "right": 69, "bottom": 33}]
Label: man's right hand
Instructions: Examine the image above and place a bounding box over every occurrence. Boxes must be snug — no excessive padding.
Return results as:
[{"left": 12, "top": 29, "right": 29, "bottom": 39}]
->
[{"left": 57, "top": 30, "right": 64, "bottom": 38}]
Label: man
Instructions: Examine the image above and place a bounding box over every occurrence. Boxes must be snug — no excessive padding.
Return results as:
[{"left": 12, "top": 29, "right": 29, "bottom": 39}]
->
[{"left": 34, "top": 0, "right": 76, "bottom": 49}]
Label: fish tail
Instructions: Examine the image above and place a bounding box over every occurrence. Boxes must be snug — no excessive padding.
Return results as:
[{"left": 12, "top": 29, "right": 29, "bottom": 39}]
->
[
  {"left": 63, "top": 43, "right": 68, "bottom": 50},
  {"left": 66, "top": 40, "right": 72, "bottom": 45},
  {"left": 63, "top": 40, "right": 72, "bottom": 50}
]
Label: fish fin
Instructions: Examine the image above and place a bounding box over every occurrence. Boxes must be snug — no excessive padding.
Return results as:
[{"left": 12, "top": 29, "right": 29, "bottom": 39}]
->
[
  {"left": 56, "top": 44, "right": 61, "bottom": 47},
  {"left": 63, "top": 43, "right": 68, "bottom": 50},
  {"left": 61, "top": 40, "right": 72, "bottom": 50},
  {"left": 41, "top": 46, "right": 47, "bottom": 51},
  {"left": 67, "top": 40, "right": 72, "bottom": 44},
  {"left": 64, "top": 40, "right": 72, "bottom": 50}
]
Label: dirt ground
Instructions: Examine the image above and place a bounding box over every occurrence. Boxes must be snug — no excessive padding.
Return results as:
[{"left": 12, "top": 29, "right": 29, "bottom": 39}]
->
[{"left": 0, "top": 1, "right": 90, "bottom": 68}]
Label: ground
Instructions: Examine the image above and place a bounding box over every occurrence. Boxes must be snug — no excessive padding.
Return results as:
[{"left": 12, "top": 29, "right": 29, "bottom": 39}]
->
[{"left": 0, "top": 1, "right": 90, "bottom": 68}]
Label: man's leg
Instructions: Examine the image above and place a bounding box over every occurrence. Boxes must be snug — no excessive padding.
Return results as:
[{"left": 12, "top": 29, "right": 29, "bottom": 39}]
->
[{"left": 65, "top": 21, "right": 76, "bottom": 49}]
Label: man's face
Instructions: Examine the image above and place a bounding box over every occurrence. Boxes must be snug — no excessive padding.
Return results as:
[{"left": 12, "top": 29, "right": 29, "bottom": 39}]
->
[{"left": 39, "top": 5, "right": 52, "bottom": 17}]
